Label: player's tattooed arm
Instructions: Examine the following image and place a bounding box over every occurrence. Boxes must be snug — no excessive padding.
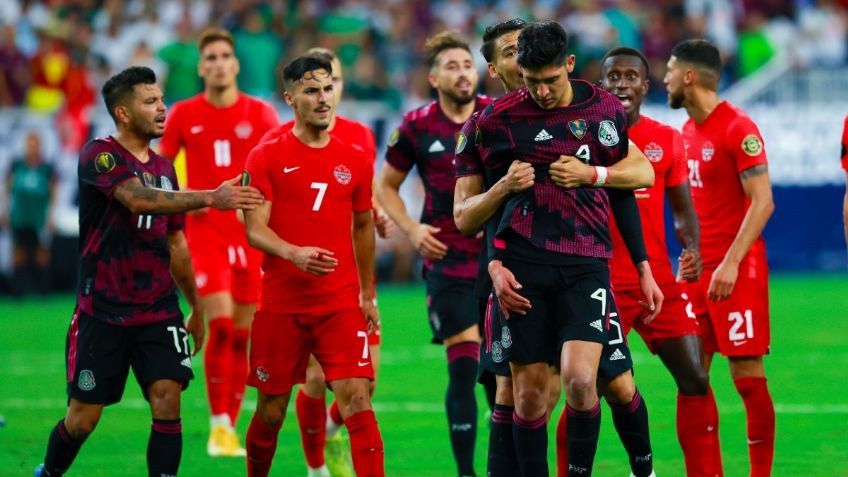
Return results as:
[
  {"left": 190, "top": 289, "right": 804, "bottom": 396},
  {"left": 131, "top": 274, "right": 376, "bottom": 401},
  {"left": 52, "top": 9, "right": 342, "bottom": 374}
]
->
[
  {"left": 113, "top": 175, "right": 264, "bottom": 215},
  {"left": 352, "top": 210, "right": 379, "bottom": 332},
  {"left": 667, "top": 182, "right": 702, "bottom": 282},
  {"left": 168, "top": 230, "right": 205, "bottom": 355},
  {"left": 454, "top": 161, "right": 534, "bottom": 234},
  {"left": 739, "top": 164, "right": 769, "bottom": 179},
  {"left": 549, "top": 143, "right": 654, "bottom": 190}
]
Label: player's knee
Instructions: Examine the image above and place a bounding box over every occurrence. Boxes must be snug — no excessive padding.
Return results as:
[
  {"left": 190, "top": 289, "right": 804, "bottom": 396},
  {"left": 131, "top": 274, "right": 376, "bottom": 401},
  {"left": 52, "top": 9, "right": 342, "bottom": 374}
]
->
[
  {"left": 148, "top": 381, "right": 182, "bottom": 420},
  {"left": 678, "top": 367, "right": 710, "bottom": 396},
  {"left": 65, "top": 414, "right": 99, "bottom": 441},
  {"left": 514, "top": 385, "right": 547, "bottom": 419},
  {"left": 305, "top": 363, "right": 326, "bottom": 386},
  {"left": 563, "top": 374, "right": 597, "bottom": 408}
]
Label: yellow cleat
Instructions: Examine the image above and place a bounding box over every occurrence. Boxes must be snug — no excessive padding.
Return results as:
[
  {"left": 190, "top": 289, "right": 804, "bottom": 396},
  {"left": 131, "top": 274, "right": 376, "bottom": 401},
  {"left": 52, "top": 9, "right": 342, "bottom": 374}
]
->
[
  {"left": 325, "top": 432, "right": 354, "bottom": 477},
  {"left": 207, "top": 424, "right": 247, "bottom": 457}
]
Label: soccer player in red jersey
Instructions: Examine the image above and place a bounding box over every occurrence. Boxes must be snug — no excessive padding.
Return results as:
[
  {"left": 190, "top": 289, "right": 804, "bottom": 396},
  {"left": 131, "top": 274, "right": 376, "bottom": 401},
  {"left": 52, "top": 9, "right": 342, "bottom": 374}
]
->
[
  {"left": 158, "top": 28, "right": 278, "bottom": 456},
  {"left": 260, "top": 47, "right": 383, "bottom": 477},
  {"left": 377, "top": 31, "right": 489, "bottom": 477},
  {"left": 666, "top": 39, "right": 776, "bottom": 477},
  {"left": 842, "top": 114, "right": 847, "bottom": 252},
  {"left": 242, "top": 55, "right": 383, "bottom": 477},
  {"left": 34, "top": 66, "right": 264, "bottom": 477}
]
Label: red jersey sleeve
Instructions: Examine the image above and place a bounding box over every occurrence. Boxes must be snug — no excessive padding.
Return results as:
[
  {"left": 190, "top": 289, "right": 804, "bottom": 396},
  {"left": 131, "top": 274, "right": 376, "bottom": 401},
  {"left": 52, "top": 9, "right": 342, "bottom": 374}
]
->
[
  {"left": 666, "top": 128, "right": 688, "bottom": 188},
  {"left": 455, "top": 113, "right": 483, "bottom": 177},
  {"left": 384, "top": 119, "right": 416, "bottom": 172},
  {"left": 258, "top": 101, "right": 279, "bottom": 136},
  {"left": 725, "top": 115, "right": 768, "bottom": 173},
  {"left": 244, "top": 144, "right": 273, "bottom": 202},
  {"left": 841, "top": 114, "right": 848, "bottom": 171},
  {"left": 353, "top": 150, "right": 374, "bottom": 213},
  {"left": 158, "top": 102, "right": 184, "bottom": 159},
  {"left": 79, "top": 142, "right": 138, "bottom": 198}
]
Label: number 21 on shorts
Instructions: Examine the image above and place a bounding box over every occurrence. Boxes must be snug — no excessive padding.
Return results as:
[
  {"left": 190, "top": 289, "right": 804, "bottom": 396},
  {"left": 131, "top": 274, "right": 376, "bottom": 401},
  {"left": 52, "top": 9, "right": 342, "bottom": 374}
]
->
[{"left": 728, "top": 309, "right": 753, "bottom": 342}]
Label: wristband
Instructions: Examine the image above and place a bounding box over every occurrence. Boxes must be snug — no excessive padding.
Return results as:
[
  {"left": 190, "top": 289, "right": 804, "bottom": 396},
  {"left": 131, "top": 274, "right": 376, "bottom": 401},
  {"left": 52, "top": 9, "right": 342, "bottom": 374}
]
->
[{"left": 592, "top": 166, "right": 608, "bottom": 187}]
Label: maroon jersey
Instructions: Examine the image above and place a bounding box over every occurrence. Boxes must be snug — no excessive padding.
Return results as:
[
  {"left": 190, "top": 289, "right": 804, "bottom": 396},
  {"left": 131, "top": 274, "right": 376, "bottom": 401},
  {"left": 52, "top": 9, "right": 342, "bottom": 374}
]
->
[
  {"left": 385, "top": 96, "right": 491, "bottom": 279},
  {"left": 77, "top": 136, "right": 184, "bottom": 326},
  {"left": 475, "top": 80, "right": 629, "bottom": 260}
]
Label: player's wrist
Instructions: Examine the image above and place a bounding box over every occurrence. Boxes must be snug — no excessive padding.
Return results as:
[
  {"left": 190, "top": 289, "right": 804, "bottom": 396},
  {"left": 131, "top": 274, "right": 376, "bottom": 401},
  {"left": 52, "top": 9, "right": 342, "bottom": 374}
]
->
[
  {"left": 635, "top": 260, "right": 653, "bottom": 277},
  {"left": 591, "top": 166, "right": 609, "bottom": 187}
]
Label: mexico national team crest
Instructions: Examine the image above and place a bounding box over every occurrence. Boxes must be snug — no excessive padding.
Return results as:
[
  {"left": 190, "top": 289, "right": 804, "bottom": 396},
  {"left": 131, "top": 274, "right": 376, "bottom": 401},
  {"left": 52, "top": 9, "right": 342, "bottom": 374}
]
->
[
  {"left": 333, "top": 164, "right": 352, "bottom": 185},
  {"left": 491, "top": 341, "right": 503, "bottom": 363},
  {"left": 94, "top": 152, "right": 116, "bottom": 173},
  {"left": 455, "top": 132, "right": 467, "bottom": 154},
  {"left": 741, "top": 134, "right": 763, "bottom": 156},
  {"left": 501, "top": 325, "right": 512, "bottom": 348},
  {"left": 234, "top": 120, "right": 253, "bottom": 139},
  {"left": 702, "top": 141, "right": 715, "bottom": 162},
  {"left": 643, "top": 142, "right": 664, "bottom": 163},
  {"left": 78, "top": 369, "right": 96, "bottom": 391},
  {"left": 568, "top": 119, "right": 587, "bottom": 140},
  {"left": 598, "top": 120, "right": 620, "bottom": 146},
  {"left": 160, "top": 176, "right": 174, "bottom": 191}
]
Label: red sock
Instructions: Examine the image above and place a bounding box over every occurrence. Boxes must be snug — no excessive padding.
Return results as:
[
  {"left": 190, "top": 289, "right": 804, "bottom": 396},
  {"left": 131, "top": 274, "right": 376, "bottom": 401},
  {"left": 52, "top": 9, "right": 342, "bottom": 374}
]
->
[
  {"left": 229, "top": 328, "right": 250, "bottom": 426},
  {"left": 556, "top": 408, "right": 567, "bottom": 477},
  {"left": 734, "top": 377, "right": 775, "bottom": 477},
  {"left": 677, "top": 387, "right": 722, "bottom": 477},
  {"left": 345, "top": 409, "right": 384, "bottom": 477},
  {"left": 205, "top": 318, "right": 234, "bottom": 419},
  {"left": 246, "top": 414, "right": 281, "bottom": 477},
  {"left": 296, "top": 389, "right": 327, "bottom": 468},
  {"left": 328, "top": 399, "right": 344, "bottom": 427}
]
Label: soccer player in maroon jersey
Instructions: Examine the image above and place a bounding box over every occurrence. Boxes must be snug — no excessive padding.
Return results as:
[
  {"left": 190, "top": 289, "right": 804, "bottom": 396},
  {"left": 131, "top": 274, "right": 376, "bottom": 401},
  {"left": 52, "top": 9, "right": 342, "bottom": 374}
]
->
[
  {"left": 665, "top": 39, "right": 776, "bottom": 477},
  {"left": 33, "top": 66, "right": 264, "bottom": 477},
  {"left": 455, "top": 21, "right": 661, "bottom": 477},
  {"left": 842, "top": 114, "right": 848, "bottom": 252},
  {"left": 242, "top": 55, "right": 383, "bottom": 477},
  {"left": 158, "top": 28, "right": 278, "bottom": 457},
  {"left": 376, "top": 31, "right": 488, "bottom": 477},
  {"left": 260, "top": 47, "right": 383, "bottom": 477}
]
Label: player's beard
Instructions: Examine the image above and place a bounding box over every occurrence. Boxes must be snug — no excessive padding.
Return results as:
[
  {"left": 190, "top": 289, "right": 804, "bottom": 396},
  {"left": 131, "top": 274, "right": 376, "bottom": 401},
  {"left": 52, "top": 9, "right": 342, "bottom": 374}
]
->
[
  {"left": 667, "top": 88, "right": 685, "bottom": 109},
  {"left": 442, "top": 88, "right": 475, "bottom": 106},
  {"left": 134, "top": 116, "right": 164, "bottom": 139}
]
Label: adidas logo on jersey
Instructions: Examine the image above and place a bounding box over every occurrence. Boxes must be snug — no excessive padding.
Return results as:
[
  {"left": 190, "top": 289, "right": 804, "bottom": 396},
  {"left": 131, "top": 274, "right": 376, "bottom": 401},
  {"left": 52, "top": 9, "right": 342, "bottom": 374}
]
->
[
  {"left": 180, "top": 357, "right": 192, "bottom": 368},
  {"left": 428, "top": 140, "right": 446, "bottom": 153},
  {"left": 534, "top": 129, "right": 553, "bottom": 142},
  {"left": 589, "top": 319, "right": 603, "bottom": 332},
  {"left": 609, "top": 349, "right": 626, "bottom": 361}
]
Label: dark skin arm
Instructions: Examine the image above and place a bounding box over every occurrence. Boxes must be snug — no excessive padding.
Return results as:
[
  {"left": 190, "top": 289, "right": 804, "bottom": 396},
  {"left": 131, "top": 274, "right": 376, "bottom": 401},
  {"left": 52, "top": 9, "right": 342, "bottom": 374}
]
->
[
  {"left": 168, "top": 230, "right": 204, "bottom": 355},
  {"left": 666, "top": 182, "right": 702, "bottom": 282},
  {"left": 113, "top": 175, "right": 264, "bottom": 215}
]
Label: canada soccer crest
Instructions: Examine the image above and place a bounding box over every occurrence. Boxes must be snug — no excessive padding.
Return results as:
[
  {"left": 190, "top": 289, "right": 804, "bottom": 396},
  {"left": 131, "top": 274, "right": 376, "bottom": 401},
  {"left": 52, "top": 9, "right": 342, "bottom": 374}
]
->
[
  {"left": 235, "top": 121, "right": 253, "bottom": 139},
  {"left": 701, "top": 141, "right": 715, "bottom": 162},
  {"left": 643, "top": 142, "right": 664, "bottom": 163},
  {"left": 333, "top": 164, "right": 352, "bottom": 185}
]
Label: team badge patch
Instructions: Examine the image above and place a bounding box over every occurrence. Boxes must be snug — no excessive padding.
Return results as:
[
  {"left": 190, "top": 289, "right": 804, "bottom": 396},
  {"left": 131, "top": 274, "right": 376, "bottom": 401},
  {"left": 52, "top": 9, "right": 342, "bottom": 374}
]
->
[
  {"left": 387, "top": 128, "right": 400, "bottom": 147},
  {"left": 474, "top": 125, "right": 482, "bottom": 145},
  {"left": 455, "top": 132, "right": 467, "bottom": 154},
  {"left": 235, "top": 121, "right": 253, "bottom": 139},
  {"left": 160, "top": 176, "right": 174, "bottom": 191},
  {"left": 598, "top": 120, "right": 620, "bottom": 146},
  {"left": 742, "top": 134, "right": 763, "bottom": 156},
  {"left": 491, "top": 341, "right": 503, "bottom": 363},
  {"left": 568, "top": 119, "right": 587, "bottom": 140},
  {"left": 94, "top": 152, "right": 116, "bottom": 173},
  {"left": 643, "top": 142, "right": 664, "bottom": 163},
  {"left": 240, "top": 170, "right": 251, "bottom": 186},
  {"left": 256, "top": 366, "right": 269, "bottom": 383},
  {"left": 501, "top": 325, "right": 512, "bottom": 348},
  {"left": 78, "top": 369, "right": 96, "bottom": 391},
  {"left": 702, "top": 141, "right": 715, "bottom": 162},
  {"left": 334, "top": 164, "right": 352, "bottom": 185},
  {"left": 142, "top": 172, "right": 155, "bottom": 187}
]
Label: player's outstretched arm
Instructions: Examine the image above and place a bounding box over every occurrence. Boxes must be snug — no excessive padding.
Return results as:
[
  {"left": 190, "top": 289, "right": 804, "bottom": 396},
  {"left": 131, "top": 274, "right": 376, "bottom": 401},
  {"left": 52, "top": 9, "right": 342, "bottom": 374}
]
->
[
  {"left": 243, "top": 201, "right": 338, "bottom": 276},
  {"left": 168, "top": 230, "right": 205, "bottom": 355},
  {"left": 352, "top": 210, "right": 379, "bottom": 332},
  {"left": 113, "top": 175, "right": 264, "bottom": 215},
  {"left": 453, "top": 160, "right": 534, "bottom": 234},
  {"left": 709, "top": 164, "right": 774, "bottom": 301},
  {"left": 376, "top": 163, "right": 447, "bottom": 260},
  {"left": 549, "top": 144, "right": 654, "bottom": 190},
  {"left": 667, "top": 182, "right": 703, "bottom": 282}
]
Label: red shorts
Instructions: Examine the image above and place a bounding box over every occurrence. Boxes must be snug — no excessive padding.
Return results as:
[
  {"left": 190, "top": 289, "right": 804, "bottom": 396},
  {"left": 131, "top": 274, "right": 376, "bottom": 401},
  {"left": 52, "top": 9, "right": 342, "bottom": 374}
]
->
[
  {"left": 683, "top": 254, "right": 770, "bottom": 357},
  {"left": 615, "top": 282, "right": 700, "bottom": 354},
  {"left": 189, "top": 241, "right": 262, "bottom": 304},
  {"left": 247, "top": 308, "right": 375, "bottom": 395}
]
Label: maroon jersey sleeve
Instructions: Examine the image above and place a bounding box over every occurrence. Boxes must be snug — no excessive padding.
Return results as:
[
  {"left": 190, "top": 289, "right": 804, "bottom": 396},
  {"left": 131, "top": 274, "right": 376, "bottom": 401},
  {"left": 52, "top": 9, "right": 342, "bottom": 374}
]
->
[
  {"left": 667, "top": 128, "right": 688, "bottom": 188},
  {"left": 384, "top": 119, "right": 417, "bottom": 172},
  {"left": 244, "top": 144, "right": 273, "bottom": 202},
  {"left": 158, "top": 102, "right": 184, "bottom": 159},
  {"left": 79, "top": 142, "right": 139, "bottom": 199},
  {"left": 455, "top": 112, "right": 483, "bottom": 177},
  {"left": 725, "top": 114, "right": 768, "bottom": 173}
]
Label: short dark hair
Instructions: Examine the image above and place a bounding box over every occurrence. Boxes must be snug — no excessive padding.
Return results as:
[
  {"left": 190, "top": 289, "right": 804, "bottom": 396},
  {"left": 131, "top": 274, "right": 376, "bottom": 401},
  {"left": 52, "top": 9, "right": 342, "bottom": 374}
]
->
[
  {"left": 422, "top": 31, "right": 471, "bottom": 69},
  {"left": 480, "top": 18, "right": 526, "bottom": 62},
  {"left": 101, "top": 66, "right": 157, "bottom": 122},
  {"left": 282, "top": 56, "right": 333, "bottom": 90},
  {"left": 517, "top": 21, "right": 569, "bottom": 70},
  {"left": 601, "top": 46, "right": 650, "bottom": 77},
  {"left": 671, "top": 39, "right": 722, "bottom": 76}
]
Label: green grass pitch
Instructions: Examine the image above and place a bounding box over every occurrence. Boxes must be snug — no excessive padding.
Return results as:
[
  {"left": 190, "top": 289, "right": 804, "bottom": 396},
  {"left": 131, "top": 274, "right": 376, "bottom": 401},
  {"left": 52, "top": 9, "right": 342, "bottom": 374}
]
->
[{"left": 1, "top": 274, "right": 847, "bottom": 476}]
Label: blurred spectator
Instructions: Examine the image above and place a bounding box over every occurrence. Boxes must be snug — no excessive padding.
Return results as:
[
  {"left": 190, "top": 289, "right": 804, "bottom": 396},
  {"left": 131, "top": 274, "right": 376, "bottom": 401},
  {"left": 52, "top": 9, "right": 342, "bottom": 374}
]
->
[
  {"left": 3, "top": 132, "right": 55, "bottom": 295},
  {"left": 0, "top": 25, "right": 29, "bottom": 107},
  {"left": 25, "top": 32, "right": 69, "bottom": 113},
  {"left": 233, "top": 6, "right": 284, "bottom": 99},
  {"left": 158, "top": 17, "right": 202, "bottom": 103},
  {"left": 737, "top": 9, "right": 776, "bottom": 77}
]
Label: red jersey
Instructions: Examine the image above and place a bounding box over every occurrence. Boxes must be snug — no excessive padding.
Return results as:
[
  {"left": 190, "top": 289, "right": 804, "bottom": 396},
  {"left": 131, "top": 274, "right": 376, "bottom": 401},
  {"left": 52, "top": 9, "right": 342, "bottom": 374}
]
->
[
  {"left": 609, "top": 115, "right": 688, "bottom": 290},
  {"left": 841, "top": 114, "right": 848, "bottom": 171},
  {"left": 260, "top": 116, "right": 377, "bottom": 163},
  {"left": 244, "top": 131, "right": 374, "bottom": 314},
  {"left": 682, "top": 101, "right": 768, "bottom": 268},
  {"left": 159, "top": 93, "right": 278, "bottom": 244}
]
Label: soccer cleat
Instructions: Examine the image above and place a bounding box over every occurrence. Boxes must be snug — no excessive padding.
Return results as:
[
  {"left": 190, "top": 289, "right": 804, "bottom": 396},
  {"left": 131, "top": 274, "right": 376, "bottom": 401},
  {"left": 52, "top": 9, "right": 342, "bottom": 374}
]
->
[
  {"left": 34, "top": 464, "right": 45, "bottom": 477},
  {"left": 324, "top": 432, "right": 354, "bottom": 477},
  {"left": 207, "top": 424, "right": 247, "bottom": 457}
]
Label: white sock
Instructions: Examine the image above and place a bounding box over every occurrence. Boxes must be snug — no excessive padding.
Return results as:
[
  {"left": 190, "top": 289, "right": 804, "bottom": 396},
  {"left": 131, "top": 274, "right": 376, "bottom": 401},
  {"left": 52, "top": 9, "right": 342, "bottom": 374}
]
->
[
  {"left": 307, "top": 465, "right": 330, "bottom": 477},
  {"left": 210, "top": 413, "right": 232, "bottom": 429}
]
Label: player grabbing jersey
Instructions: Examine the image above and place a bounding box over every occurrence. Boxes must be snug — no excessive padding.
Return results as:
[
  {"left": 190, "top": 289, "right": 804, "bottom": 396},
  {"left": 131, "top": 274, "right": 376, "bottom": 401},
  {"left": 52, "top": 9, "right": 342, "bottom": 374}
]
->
[
  {"left": 242, "top": 55, "right": 384, "bottom": 477},
  {"left": 158, "top": 28, "right": 278, "bottom": 456},
  {"left": 666, "top": 39, "right": 776, "bottom": 477},
  {"left": 34, "top": 66, "right": 263, "bottom": 477}
]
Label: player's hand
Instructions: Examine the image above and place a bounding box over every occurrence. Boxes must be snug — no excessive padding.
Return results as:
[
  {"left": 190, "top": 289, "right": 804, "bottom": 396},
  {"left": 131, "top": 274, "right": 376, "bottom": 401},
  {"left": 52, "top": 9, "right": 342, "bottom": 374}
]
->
[
  {"left": 677, "top": 248, "right": 703, "bottom": 282},
  {"left": 360, "top": 294, "right": 380, "bottom": 334},
  {"left": 210, "top": 176, "right": 265, "bottom": 210},
  {"left": 373, "top": 208, "right": 397, "bottom": 239},
  {"left": 488, "top": 259, "right": 531, "bottom": 319},
  {"left": 636, "top": 261, "right": 663, "bottom": 323},
  {"left": 290, "top": 247, "right": 339, "bottom": 276},
  {"left": 185, "top": 305, "right": 205, "bottom": 356},
  {"left": 409, "top": 223, "right": 448, "bottom": 260},
  {"left": 708, "top": 259, "right": 738, "bottom": 302},
  {"left": 549, "top": 155, "right": 593, "bottom": 189},
  {"left": 501, "top": 160, "right": 535, "bottom": 193}
]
